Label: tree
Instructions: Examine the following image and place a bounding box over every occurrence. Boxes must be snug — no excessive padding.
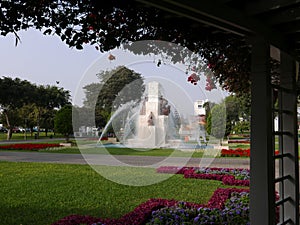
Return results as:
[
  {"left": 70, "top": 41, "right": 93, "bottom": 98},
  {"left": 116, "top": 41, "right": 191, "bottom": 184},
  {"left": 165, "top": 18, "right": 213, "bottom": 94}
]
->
[
  {"left": 54, "top": 105, "right": 73, "bottom": 141},
  {"left": 83, "top": 66, "right": 145, "bottom": 128},
  {"left": 18, "top": 103, "right": 39, "bottom": 137},
  {"left": 72, "top": 106, "right": 95, "bottom": 133},
  {"left": 203, "top": 101, "right": 215, "bottom": 136},
  {"left": 217, "top": 94, "right": 252, "bottom": 136},
  {"left": 0, "top": 77, "right": 35, "bottom": 140},
  {"left": 224, "top": 95, "right": 240, "bottom": 136},
  {"left": 39, "top": 108, "right": 56, "bottom": 137},
  {"left": 233, "top": 121, "right": 250, "bottom": 134},
  {"left": 0, "top": 109, "right": 22, "bottom": 134},
  {"left": 208, "top": 103, "right": 226, "bottom": 144},
  {"left": 33, "top": 85, "right": 70, "bottom": 138},
  {"left": 236, "top": 93, "right": 251, "bottom": 121},
  {"left": 0, "top": 76, "right": 70, "bottom": 140},
  {"left": 224, "top": 95, "right": 239, "bottom": 123}
]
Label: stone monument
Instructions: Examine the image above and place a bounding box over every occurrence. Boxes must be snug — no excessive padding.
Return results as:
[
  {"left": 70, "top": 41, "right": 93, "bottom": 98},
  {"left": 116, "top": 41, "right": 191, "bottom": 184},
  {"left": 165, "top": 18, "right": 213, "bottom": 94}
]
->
[{"left": 126, "top": 81, "right": 171, "bottom": 148}]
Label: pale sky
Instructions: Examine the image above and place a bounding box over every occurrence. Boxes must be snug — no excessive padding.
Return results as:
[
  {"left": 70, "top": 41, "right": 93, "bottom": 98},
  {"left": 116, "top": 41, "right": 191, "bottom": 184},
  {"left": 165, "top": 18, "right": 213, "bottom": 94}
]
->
[
  {"left": 0, "top": 29, "right": 227, "bottom": 112},
  {"left": 0, "top": 29, "right": 100, "bottom": 99}
]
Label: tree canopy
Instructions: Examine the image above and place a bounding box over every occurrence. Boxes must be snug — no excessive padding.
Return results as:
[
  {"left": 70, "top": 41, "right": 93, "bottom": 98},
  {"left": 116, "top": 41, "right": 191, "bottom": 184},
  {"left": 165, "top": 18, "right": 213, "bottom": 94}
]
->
[
  {"left": 54, "top": 105, "right": 73, "bottom": 141},
  {"left": 0, "top": 76, "right": 70, "bottom": 139},
  {"left": 0, "top": 0, "right": 260, "bottom": 97},
  {"left": 209, "top": 103, "right": 227, "bottom": 141},
  {"left": 82, "top": 66, "right": 144, "bottom": 128}
]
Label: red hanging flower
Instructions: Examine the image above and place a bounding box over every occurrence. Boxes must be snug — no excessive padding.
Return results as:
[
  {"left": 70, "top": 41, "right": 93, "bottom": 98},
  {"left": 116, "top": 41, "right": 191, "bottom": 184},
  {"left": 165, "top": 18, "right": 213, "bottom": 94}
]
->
[{"left": 108, "top": 54, "right": 116, "bottom": 60}]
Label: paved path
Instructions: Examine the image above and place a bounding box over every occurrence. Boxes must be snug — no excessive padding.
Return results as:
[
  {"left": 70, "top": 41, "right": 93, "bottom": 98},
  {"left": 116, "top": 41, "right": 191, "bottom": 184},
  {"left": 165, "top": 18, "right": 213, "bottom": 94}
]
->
[
  {"left": 0, "top": 151, "right": 291, "bottom": 191},
  {"left": 0, "top": 151, "right": 250, "bottom": 168}
]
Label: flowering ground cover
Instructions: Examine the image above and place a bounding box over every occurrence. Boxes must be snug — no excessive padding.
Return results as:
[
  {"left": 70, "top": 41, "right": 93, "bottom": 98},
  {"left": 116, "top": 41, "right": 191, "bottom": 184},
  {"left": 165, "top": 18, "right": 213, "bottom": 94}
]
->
[
  {"left": 0, "top": 143, "right": 61, "bottom": 150},
  {"left": 221, "top": 148, "right": 250, "bottom": 157},
  {"left": 52, "top": 165, "right": 280, "bottom": 224},
  {"left": 221, "top": 148, "right": 279, "bottom": 157},
  {"left": 52, "top": 188, "right": 249, "bottom": 225},
  {"left": 147, "top": 190, "right": 250, "bottom": 225},
  {"left": 52, "top": 166, "right": 251, "bottom": 225},
  {"left": 228, "top": 139, "right": 250, "bottom": 144},
  {"left": 157, "top": 166, "right": 250, "bottom": 187}
]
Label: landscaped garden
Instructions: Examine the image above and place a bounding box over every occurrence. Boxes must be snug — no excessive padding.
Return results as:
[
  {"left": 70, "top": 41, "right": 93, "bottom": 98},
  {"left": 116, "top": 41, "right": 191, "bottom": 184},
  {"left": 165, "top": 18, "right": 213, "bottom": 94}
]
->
[
  {"left": 52, "top": 166, "right": 252, "bottom": 224},
  {"left": 0, "top": 139, "right": 283, "bottom": 159},
  {"left": 0, "top": 161, "right": 250, "bottom": 225},
  {"left": 0, "top": 137, "right": 285, "bottom": 224}
]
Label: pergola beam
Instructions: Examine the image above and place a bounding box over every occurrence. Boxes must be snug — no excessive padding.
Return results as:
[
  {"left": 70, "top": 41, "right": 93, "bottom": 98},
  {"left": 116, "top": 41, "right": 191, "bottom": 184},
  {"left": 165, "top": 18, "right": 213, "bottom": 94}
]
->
[
  {"left": 136, "top": 0, "right": 248, "bottom": 36},
  {"left": 244, "top": 0, "right": 300, "bottom": 15},
  {"left": 263, "top": 6, "right": 300, "bottom": 25},
  {"left": 136, "top": 0, "right": 296, "bottom": 60},
  {"left": 215, "top": 0, "right": 233, "bottom": 4},
  {"left": 287, "top": 32, "right": 300, "bottom": 41},
  {"left": 277, "top": 20, "right": 300, "bottom": 34}
]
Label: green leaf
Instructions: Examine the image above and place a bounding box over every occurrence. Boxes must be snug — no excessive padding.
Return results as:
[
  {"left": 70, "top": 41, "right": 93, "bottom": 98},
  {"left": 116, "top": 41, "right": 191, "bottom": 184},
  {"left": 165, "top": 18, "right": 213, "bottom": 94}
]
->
[
  {"left": 76, "top": 44, "right": 83, "bottom": 49},
  {"left": 61, "top": 34, "right": 66, "bottom": 41},
  {"left": 43, "top": 28, "right": 52, "bottom": 35}
]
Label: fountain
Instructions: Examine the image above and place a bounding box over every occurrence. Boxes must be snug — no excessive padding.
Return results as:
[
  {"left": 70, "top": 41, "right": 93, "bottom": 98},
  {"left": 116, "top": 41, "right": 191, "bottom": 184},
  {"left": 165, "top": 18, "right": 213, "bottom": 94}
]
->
[
  {"left": 125, "top": 81, "right": 179, "bottom": 148},
  {"left": 98, "top": 81, "right": 210, "bottom": 150}
]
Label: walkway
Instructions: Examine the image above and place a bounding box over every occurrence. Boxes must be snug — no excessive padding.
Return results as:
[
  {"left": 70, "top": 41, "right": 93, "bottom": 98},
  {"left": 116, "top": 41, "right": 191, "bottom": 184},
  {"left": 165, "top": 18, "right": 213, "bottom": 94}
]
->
[{"left": 0, "top": 151, "right": 250, "bottom": 168}]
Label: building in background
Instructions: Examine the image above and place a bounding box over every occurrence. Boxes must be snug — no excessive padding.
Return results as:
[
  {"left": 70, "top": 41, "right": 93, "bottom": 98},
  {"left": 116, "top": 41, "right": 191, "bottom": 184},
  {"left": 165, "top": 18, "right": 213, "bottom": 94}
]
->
[{"left": 194, "top": 99, "right": 207, "bottom": 115}]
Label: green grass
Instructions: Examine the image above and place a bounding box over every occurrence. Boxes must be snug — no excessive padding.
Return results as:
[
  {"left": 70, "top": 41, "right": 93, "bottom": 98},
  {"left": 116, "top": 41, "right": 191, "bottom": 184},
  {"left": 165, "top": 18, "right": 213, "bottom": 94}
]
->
[
  {"left": 0, "top": 132, "right": 64, "bottom": 141},
  {"left": 51, "top": 146, "right": 203, "bottom": 155},
  {"left": 37, "top": 146, "right": 207, "bottom": 158},
  {"left": 228, "top": 144, "right": 250, "bottom": 149},
  {"left": 0, "top": 161, "right": 238, "bottom": 225}
]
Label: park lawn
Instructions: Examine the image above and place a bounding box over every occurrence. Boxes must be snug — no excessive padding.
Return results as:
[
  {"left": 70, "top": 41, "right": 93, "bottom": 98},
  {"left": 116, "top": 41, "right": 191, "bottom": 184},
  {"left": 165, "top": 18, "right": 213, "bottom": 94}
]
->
[
  {"left": 228, "top": 143, "right": 300, "bottom": 151},
  {"left": 0, "top": 132, "right": 65, "bottom": 141},
  {"left": 0, "top": 161, "right": 238, "bottom": 225},
  {"left": 0, "top": 142, "right": 206, "bottom": 157},
  {"left": 227, "top": 143, "right": 250, "bottom": 149},
  {"left": 40, "top": 146, "right": 206, "bottom": 157}
]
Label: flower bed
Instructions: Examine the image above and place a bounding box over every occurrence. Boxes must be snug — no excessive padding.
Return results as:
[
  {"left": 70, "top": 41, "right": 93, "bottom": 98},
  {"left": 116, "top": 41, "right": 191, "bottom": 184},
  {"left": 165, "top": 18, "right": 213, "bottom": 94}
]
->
[
  {"left": 228, "top": 139, "right": 250, "bottom": 144},
  {"left": 52, "top": 188, "right": 249, "bottom": 225},
  {"left": 0, "top": 143, "right": 62, "bottom": 150},
  {"left": 185, "top": 168, "right": 250, "bottom": 187},
  {"left": 221, "top": 148, "right": 250, "bottom": 157},
  {"left": 221, "top": 148, "right": 279, "bottom": 157},
  {"left": 156, "top": 166, "right": 194, "bottom": 174},
  {"left": 196, "top": 167, "right": 250, "bottom": 180},
  {"left": 52, "top": 166, "right": 281, "bottom": 225},
  {"left": 157, "top": 166, "right": 250, "bottom": 187},
  {"left": 147, "top": 189, "right": 250, "bottom": 225}
]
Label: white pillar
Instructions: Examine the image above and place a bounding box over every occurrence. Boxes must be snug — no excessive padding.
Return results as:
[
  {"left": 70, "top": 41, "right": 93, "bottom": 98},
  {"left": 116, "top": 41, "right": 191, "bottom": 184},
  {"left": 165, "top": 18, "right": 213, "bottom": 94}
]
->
[{"left": 250, "top": 36, "right": 276, "bottom": 225}]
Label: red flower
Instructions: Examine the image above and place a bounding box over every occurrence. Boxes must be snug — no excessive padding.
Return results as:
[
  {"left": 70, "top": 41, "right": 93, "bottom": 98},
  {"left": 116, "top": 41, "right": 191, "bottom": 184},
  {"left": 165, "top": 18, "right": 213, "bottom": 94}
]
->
[
  {"left": 221, "top": 148, "right": 250, "bottom": 157},
  {"left": 88, "top": 13, "right": 96, "bottom": 19},
  {"left": 0, "top": 143, "right": 61, "bottom": 151},
  {"left": 187, "top": 73, "right": 199, "bottom": 85},
  {"left": 52, "top": 188, "right": 248, "bottom": 225},
  {"left": 108, "top": 54, "right": 116, "bottom": 60}
]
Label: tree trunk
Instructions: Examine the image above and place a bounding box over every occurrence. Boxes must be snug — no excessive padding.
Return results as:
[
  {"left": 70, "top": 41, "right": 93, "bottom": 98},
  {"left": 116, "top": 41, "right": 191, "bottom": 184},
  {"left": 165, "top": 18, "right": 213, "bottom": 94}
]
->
[
  {"left": 65, "top": 134, "right": 69, "bottom": 142},
  {"left": 7, "top": 128, "right": 12, "bottom": 140},
  {"left": 4, "top": 112, "right": 12, "bottom": 140},
  {"left": 36, "top": 107, "right": 41, "bottom": 139}
]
